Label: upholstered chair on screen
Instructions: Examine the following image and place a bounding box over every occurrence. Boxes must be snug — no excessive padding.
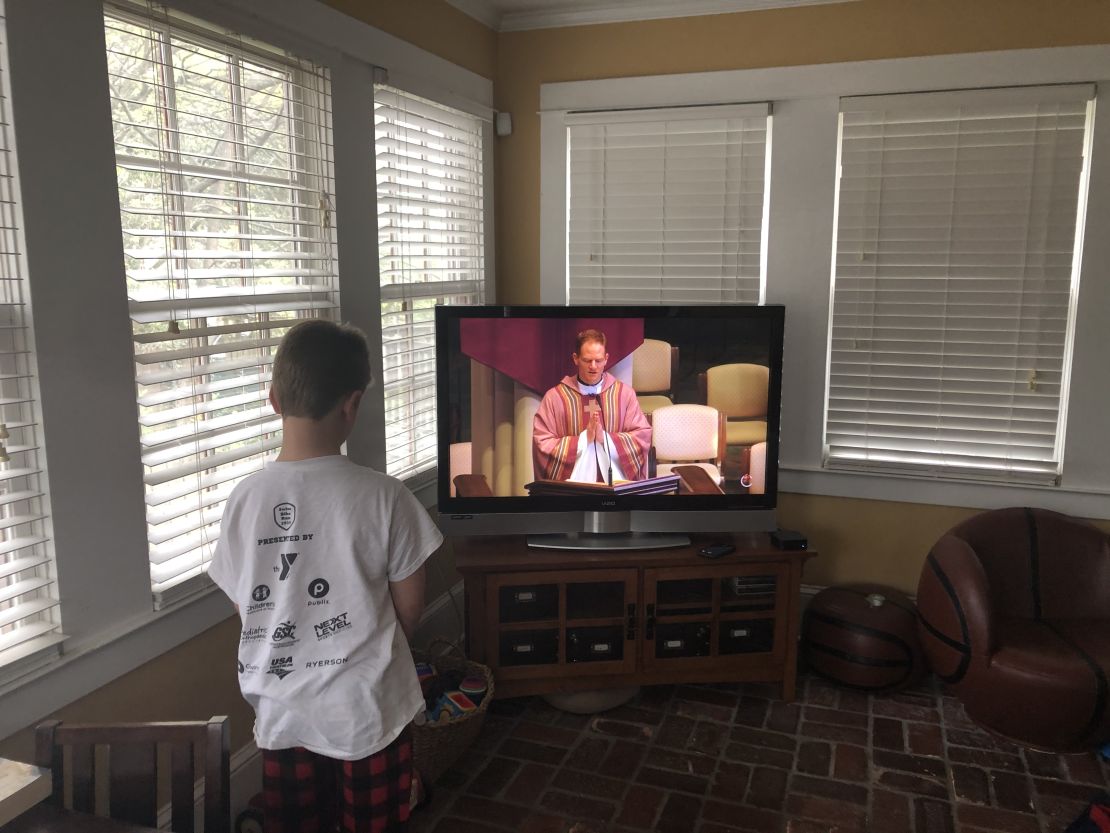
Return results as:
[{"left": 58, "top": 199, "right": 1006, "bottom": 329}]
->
[
  {"left": 916, "top": 507, "right": 1110, "bottom": 751},
  {"left": 700, "top": 363, "right": 768, "bottom": 477},
  {"left": 747, "top": 441, "right": 767, "bottom": 495},
  {"left": 649, "top": 404, "right": 726, "bottom": 484},
  {"left": 449, "top": 441, "right": 472, "bottom": 497},
  {"left": 632, "top": 338, "right": 679, "bottom": 416}
]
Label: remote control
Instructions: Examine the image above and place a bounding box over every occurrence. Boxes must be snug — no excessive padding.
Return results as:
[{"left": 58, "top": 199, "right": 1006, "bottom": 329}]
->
[{"left": 698, "top": 543, "right": 735, "bottom": 559}]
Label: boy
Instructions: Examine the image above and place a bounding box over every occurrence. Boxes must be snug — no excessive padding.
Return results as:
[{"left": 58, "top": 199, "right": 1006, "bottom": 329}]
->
[{"left": 208, "top": 319, "right": 443, "bottom": 833}]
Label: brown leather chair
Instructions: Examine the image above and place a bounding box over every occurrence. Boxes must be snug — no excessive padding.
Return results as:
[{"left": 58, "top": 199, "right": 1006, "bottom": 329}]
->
[{"left": 916, "top": 507, "right": 1110, "bottom": 751}]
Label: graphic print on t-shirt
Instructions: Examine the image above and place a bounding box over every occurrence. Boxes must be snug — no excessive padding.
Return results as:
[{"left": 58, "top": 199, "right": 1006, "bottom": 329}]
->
[
  {"left": 274, "top": 502, "right": 295, "bottom": 529},
  {"left": 271, "top": 620, "right": 298, "bottom": 649},
  {"left": 278, "top": 551, "right": 298, "bottom": 580},
  {"left": 315, "top": 611, "right": 351, "bottom": 641},
  {"left": 248, "top": 584, "right": 273, "bottom": 614},
  {"left": 209, "top": 455, "right": 443, "bottom": 757},
  {"left": 268, "top": 656, "right": 294, "bottom": 679},
  {"left": 307, "top": 577, "right": 330, "bottom": 606}
]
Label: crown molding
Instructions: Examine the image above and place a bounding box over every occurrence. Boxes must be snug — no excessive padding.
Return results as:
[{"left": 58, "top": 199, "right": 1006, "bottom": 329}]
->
[
  {"left": 446, "top": 0, "right": 859, "bottom": 32},
  {"left": 446, "top": 0, "right": 503, "bottom": 29}
]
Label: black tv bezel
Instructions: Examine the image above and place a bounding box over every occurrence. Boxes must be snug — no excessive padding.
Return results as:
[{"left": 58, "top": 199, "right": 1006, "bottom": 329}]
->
[{"left": 435, "top": 304, "right": 785, "bottom": 516}]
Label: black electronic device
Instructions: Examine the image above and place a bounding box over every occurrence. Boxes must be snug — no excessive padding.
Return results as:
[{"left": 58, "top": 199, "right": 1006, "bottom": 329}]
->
[
  {"left": 435, "top": 304, "right": 786, "bottom": 550},
  {"left": 771, "top": 529, "right": 807, "bottom": 550},
  {"left": 698, "top": 543, "right": 735, "bottom": 559}
]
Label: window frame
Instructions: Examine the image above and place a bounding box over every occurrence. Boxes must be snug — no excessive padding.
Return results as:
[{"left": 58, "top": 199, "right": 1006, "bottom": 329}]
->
[
  {"left": 373, "top": 83, "right": 492, "bottom": 483},
  {"left": 564, "top": 102, "right": 771, "bottom": 306},
  {"left": 0, "top": 0, "right": 63, "bottom": 678},
  {"left": 104, "top": 1, "right": 341, "bottom": 605},
  {"left": 0, "top": 0, "right": 492, "bottom": 737},
  {"left": 539, "top": 45, "right": 1110, "bottom": 518},
  {"left": 822, "top": 84, "right": 1094, "bottom": 485}
]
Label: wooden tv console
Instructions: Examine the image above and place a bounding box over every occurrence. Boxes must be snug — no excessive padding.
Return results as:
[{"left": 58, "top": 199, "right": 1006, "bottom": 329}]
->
[{"left": 453, "top": 532, "right": 815, "bottom": 701}]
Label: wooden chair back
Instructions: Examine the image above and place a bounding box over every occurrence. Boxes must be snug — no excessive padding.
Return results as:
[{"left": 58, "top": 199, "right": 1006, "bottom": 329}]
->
[{"left": 34, "top": 715, "right": 230, "bottom": 833}]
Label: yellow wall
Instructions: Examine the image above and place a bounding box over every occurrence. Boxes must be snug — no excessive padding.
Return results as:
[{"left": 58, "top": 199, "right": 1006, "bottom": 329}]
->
[
  {"left": 0, "top": 618, "right": 254, "bottom": 762},
  {"left": 320, "top": 0, "right": 497, "bottom": 80},
  {"left": 491, "top": 0, "right": 1110, "bottom": 592},
  {"left": 494, "top": 0, "right": 1110, "bottom": 305}
]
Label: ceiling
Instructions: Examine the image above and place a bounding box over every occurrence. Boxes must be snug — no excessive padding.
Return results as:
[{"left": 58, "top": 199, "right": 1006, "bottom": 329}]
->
[{"left": 445, "top": 0, "right": 858, "bottom": 31}]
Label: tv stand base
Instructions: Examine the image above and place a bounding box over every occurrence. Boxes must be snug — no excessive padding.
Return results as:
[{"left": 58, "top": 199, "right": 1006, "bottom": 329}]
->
[{"left": 526, "top": 531, "right": 690, "bottom": 550}]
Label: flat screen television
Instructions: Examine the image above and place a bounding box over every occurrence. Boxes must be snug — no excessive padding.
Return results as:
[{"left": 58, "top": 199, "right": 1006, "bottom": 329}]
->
[{"left": 435, "top": 305, "right": 784, "bottom": 549}]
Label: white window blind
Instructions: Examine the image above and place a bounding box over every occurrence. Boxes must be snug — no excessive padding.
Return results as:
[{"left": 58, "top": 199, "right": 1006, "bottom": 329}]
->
[
  {"left": 567, "top": 103, "right": 770, "bottom": 305},
  {"left": 0, "top": 0, "right": 63, "bottom": 668},
  {"left": 374, "top": 85, "right": 485, "bottom": 480},
  {"left": 825, "top": 85, "right": 1095, "bottom": 483},
  {"left": 105, "top": 3, "right": 338, "bottom": 603}
]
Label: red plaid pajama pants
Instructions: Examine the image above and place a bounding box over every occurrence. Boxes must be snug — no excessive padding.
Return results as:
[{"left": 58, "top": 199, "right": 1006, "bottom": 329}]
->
[{"left": 261, "top": 727, "right": 412, "bottom": 833}]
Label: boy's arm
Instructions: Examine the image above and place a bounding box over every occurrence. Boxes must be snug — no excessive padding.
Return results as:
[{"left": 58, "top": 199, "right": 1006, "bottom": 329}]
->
[{"left": 389, "top": 564, "right": 426, "bottom": 643}]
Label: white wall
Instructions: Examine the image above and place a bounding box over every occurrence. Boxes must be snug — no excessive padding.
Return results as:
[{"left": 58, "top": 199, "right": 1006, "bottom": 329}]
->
[
  {"left": 540, "top": 46, "right": 1110, "bottom": 520},
  {"left": 0, "top": 0, "right": 491, "bottom": 739}
]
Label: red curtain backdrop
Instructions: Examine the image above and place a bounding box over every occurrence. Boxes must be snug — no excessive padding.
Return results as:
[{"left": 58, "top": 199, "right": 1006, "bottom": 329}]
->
[{"left": 460, "top": 318, "right": 644, "bottom": 394}]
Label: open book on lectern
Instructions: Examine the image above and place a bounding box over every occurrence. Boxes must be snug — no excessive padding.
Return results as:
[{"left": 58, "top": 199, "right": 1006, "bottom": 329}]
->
[{"left": 524, "top": 474, "right": 682, "bottom": 497}]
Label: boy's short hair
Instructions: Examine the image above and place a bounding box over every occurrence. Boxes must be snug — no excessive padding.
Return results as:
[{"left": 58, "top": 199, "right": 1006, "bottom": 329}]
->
[{"left": 272, "top": 319, "right": 372, "bottom": 419}]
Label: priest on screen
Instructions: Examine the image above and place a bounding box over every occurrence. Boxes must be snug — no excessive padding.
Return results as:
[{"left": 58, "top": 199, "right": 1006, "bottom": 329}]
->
[{"left": 532, "top": 329, "right": 652, "bottom": 483}]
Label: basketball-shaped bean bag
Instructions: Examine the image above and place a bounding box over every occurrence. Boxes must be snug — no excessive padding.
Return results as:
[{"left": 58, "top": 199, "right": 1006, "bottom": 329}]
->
[{"left": 802, "top": 584, "right": 925, "bottom": 692}]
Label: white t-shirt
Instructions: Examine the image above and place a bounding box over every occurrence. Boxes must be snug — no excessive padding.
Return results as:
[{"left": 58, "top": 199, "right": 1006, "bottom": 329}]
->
[{"left": 208, "top": 454, "right": 443, "bottom": 760}]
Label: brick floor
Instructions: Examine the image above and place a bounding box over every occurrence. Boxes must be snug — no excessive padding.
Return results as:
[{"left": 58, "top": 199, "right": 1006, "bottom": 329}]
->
[{"left": 410, "top": 672, "right": 1110, "bottom": 833}]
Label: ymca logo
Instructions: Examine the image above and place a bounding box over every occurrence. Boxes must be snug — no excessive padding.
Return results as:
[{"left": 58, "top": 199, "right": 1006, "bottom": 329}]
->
[
  {"left": 274, "top": 503, "right": 296, "bottom": 530},
  {"left": 271, "top": 621, "right": 298, "bottom": 647},
  {"left": 314, "top": 612, "right": 351, "bottom": 641},
  {"left": 268, "top": 657, "right": 294, "bottom": 680},
  {"left": 278, "top": 552, "right": 298, "bottom": 581}
]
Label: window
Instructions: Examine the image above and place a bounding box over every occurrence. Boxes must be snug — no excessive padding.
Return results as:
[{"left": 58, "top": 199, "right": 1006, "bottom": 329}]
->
[
  {"left": 824, "top": 85, "right": 1094, "bottom": 483},
  {"left": 374, "top": 86, "right": 485, "bottom": 481},
  {"left": 566, "top": 104, "right": 770, "bottom": 305},
  {"left": 105, "top": 2, "right": 338, "bottom": 604},
  {"left": 0, "top": 0, "right": 62, "bottom": 668}
]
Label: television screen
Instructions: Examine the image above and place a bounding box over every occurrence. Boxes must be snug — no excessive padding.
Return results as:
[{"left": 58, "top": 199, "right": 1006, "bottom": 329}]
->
[{"left": 435, "top": 305, "right": 784, "bottom": 541}]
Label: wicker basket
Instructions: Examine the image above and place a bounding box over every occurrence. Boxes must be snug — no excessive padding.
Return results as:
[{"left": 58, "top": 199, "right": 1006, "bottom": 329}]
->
[{"left": 411, "top": 641, "right": 495, "bottom": 784}]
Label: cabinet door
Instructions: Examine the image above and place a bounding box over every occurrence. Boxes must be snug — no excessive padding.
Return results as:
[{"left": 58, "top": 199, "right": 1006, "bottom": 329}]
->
[
  {"left": 485, "top": 569, "right": 637, "bottom": 680},
  {"left": 642, "top": 563, "right": 788, "bottom": 671}
]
